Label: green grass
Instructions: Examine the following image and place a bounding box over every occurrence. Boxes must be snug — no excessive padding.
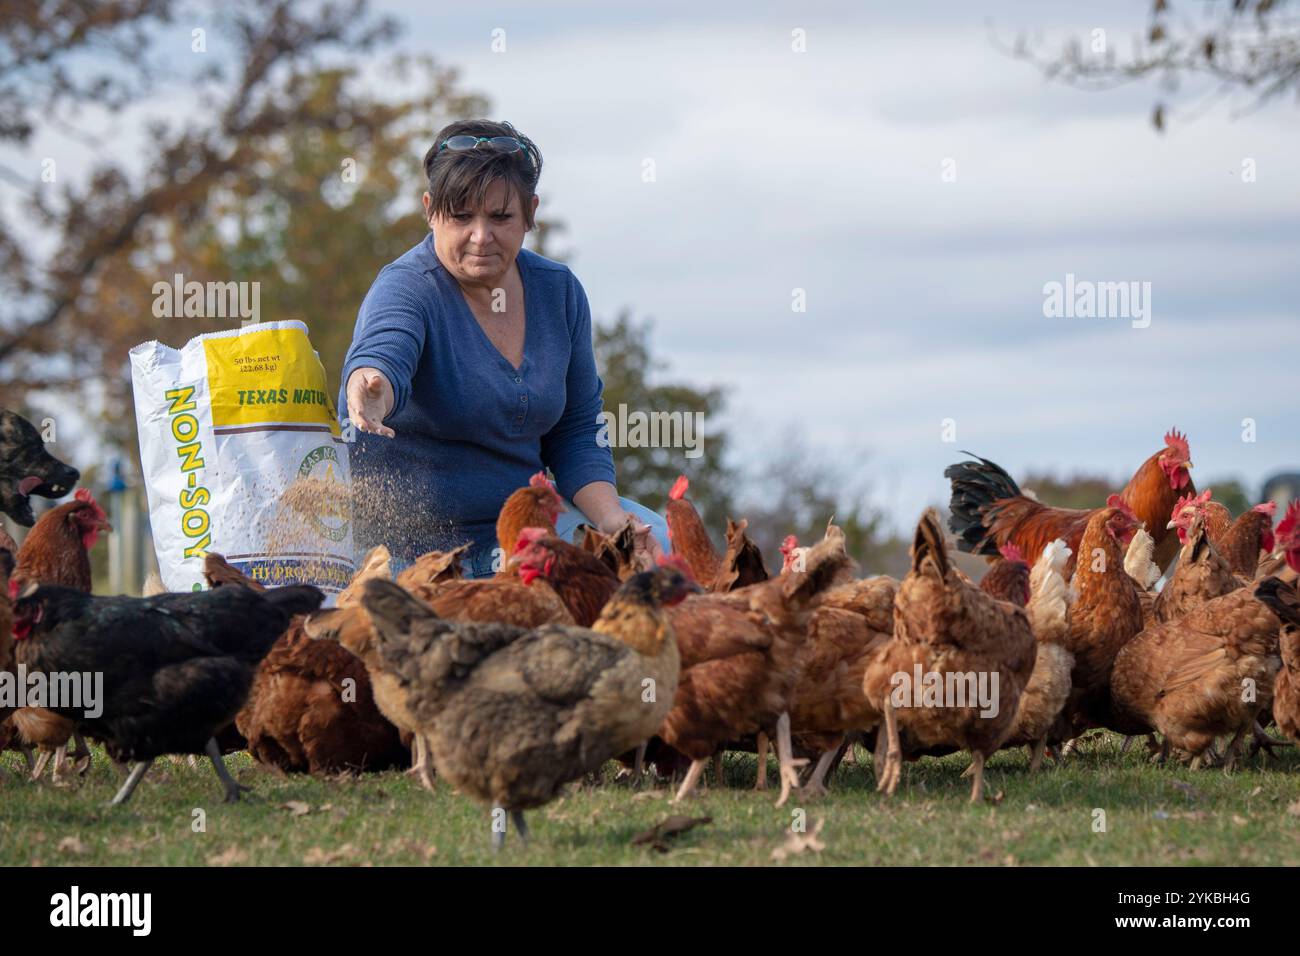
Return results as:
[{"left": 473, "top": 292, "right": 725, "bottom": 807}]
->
[{"left": 4, "top": 733, "right": 1300, "bottom": 866}]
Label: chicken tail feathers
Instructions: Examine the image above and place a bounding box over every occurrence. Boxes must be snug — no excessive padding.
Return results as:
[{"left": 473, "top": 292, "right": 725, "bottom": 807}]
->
[
  {"left": 1255, "top": 576, "right": 1300, "bottom": 629},
  {"left": 944, "top": 453, "right": 1022, "bottom": 557},
  {"left": 911, "top": 508, "right": 951, "bottom": 580}
]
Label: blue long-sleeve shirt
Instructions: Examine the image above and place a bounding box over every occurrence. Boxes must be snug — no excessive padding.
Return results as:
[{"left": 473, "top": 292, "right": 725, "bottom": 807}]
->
[{"left": 338, "top": 234, "right": 616, "bottom": 568}]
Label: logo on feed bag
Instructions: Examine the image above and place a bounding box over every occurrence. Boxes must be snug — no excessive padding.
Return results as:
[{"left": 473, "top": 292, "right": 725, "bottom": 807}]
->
[{"left": 297, "top": 445, "right": 349, "bottom": 542}]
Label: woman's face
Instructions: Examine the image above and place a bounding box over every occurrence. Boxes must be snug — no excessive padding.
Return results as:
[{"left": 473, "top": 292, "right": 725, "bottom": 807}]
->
[{"left": 425, "top": 179, "right": 539, "bottom": 286}]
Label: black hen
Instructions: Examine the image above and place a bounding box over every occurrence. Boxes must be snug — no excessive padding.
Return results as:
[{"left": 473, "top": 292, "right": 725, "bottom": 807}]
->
[{"left": 12, "top": 582, "right": 323, "bottom": 805}]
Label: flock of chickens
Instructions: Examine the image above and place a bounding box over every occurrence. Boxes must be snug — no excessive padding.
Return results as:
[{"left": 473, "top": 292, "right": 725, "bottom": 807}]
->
[{"left": 2, "top": 413, "right": 1300, "bottom": 851}]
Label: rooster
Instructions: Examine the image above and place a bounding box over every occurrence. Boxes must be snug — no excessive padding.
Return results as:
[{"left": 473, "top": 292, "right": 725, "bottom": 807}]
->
[
  {"left": 945, "top": 428, "right": 1194, "bottom": 576},
  {"left": 359, "top": 567, "right": 697, "bottom": 850},
  {"left": 864, "top": 510, "right": 1036, "bottom": 802},
  {"left": 11, "top": 581, "right": 323, "bottom": 804},
  {"left": 8, "top": 487, "right": 111, "bottom": 781}
]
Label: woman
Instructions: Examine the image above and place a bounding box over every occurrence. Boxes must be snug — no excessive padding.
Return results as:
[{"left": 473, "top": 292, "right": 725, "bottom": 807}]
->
[{"left": 339, "top": 120, "right": 668, "bottom": 577}]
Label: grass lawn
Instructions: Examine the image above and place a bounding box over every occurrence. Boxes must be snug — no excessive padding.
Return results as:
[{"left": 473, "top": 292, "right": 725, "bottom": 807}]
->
[{"left": 4, "top": 732, "right": 1300, "bottom": 866}]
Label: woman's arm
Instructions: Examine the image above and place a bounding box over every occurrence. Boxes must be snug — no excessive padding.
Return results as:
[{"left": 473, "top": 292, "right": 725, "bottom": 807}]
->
[
  {"left": 573, "top": 480, "right": 665, "bottom": 562},
  {"left": 339, "top": 265, "right": 430, "bottom": 434}
]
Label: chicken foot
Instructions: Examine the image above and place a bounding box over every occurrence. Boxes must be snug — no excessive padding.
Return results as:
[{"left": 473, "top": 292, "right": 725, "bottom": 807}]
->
[
  {"left": 1249, "top": 721, "right": 1290, "bottom": 759},
  {"left": 773, "top": 713, "right": 808, "bottom": 808},
  {"left": 206, "top": 738, "right": 251, "bottom": 803}
]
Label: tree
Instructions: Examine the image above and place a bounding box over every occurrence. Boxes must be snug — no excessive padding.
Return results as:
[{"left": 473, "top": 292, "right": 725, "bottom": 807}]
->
[
  {"left": 593, "top": 312, "right": 736, "bottom": 523},
  {"left": 1005, "top": 0, "right": 1300, "bottom": 130},
  {"left": 0, "top": 0, "right": 458, "bottom": 447}
]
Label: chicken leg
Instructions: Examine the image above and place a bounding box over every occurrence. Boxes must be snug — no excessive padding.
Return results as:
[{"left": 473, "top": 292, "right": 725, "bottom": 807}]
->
[
  {"left": 109, "top": 760, "right": 152, "bottom": 806},
  {"left": 773, "top": 712, "right": 808, "bottom": 808},
  {"left": 71, "top": 733, "right": 92, "bottom": 776},
  {"left": 1028, "top": 739, "right": 1047, "bottom": 772},
  {"left": 510, "top": 811, "right": 530, "bottom": 847},
  {"left": 967, "top": 750, "right": 986, "bottom": 803},
  {"left": 30, "top": 747, "right": 53, "bottom": 781},
  {"left": 671, "top": 757, "right": 707, "bottom": 804},
  {"left": 876, "top": 698, "right": 903, "bottom": 796},
  {"left": 803, "top": 747, "right": 840, "bottom": 799},
  {"left": 406, "top": 735, "right": 436, "bottom": 791},
  {"left": 490, "top": 808, "right": 530, "bottom": 851},
  {"left": 753, "top": 732, "right": 769, "bottom": 791},
  {"left": 206, "top": 738, "right": 250, "bottom": 802}
]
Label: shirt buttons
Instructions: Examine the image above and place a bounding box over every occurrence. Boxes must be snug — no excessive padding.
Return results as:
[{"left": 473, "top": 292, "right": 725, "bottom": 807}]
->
[
  {"left": 519, "top": 395, "right": 528, "bottom": 403},
  {"left": 514, "top": 376, "right": 521, "bottom": 384}
]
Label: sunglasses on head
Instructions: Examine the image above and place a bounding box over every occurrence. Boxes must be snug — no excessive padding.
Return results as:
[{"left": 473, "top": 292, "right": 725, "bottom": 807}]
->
[{"left": 438, "top": 134, "right": 527, "bottom": 155}]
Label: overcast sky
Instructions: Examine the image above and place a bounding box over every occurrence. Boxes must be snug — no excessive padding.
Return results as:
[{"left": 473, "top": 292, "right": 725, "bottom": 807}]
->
[
  {"left": 367, "top": 0, "right": 1299, "bottom": 526},
  {"left": 9, "top": 1, "right": 1298, "bottom": 531}
]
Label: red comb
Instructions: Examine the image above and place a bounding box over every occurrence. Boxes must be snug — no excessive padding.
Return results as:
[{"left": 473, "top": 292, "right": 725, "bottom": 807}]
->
[
  {"left": 998, "top": 543, "right": 1024, "bottom": 564},
  {"left": 1163, "top": 428, "right": 1190, "bottom": 460},
  {"left": 780, "top": 535, "right": 798, "bottom": 554},
  {"left": 668, "top": 475, "right": 689, "bottom": 501},
  {"left": 1253, "top": 501, "right": 1277, "bottom": 517},
  {"left": 528, "top": 471, "right": 555, "bottom": 491},
  {"left": 74, "top": 488, "right": 95, "bottom": 505},
  {"left": 512, "top": 526, "right": 550, "bottom": 554}
]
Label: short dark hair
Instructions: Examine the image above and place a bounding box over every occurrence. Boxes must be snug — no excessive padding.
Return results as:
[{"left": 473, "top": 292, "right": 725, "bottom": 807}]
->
[{"left": 423, "top": 120, "right": 543, "bottom": 230}]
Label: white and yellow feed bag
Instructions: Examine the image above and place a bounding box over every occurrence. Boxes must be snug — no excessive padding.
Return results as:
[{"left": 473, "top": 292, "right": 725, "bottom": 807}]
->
[{"left": 129, "top": 320, "right": 354, "bottom": 595}]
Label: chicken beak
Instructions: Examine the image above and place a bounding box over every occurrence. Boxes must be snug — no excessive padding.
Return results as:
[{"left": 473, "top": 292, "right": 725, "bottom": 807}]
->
[
  {"left": 1183, "top": 461, "right": 1193, "bottom": 470},
  {"left": 1166, "top": 519, "right": 1178, "bottom": 529}
]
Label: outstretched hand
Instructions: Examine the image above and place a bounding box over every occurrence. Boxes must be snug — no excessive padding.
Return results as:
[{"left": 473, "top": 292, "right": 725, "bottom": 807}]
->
[{"left": 346, "top": 367, "right": 396, "bottom": 438}]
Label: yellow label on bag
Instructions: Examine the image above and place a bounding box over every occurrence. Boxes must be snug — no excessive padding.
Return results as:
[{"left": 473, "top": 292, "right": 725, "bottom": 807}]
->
[{"left": 204, "top": 325, "right": 340, "bottom": 434}]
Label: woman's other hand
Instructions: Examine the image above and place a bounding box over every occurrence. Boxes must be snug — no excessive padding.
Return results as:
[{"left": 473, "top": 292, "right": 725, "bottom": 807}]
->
[
  {"left": 627, "top": 513, "right": 664, "bottom": 568},
  {"left": 346, "top": 367, "right": 396, "bottom": 438}
]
